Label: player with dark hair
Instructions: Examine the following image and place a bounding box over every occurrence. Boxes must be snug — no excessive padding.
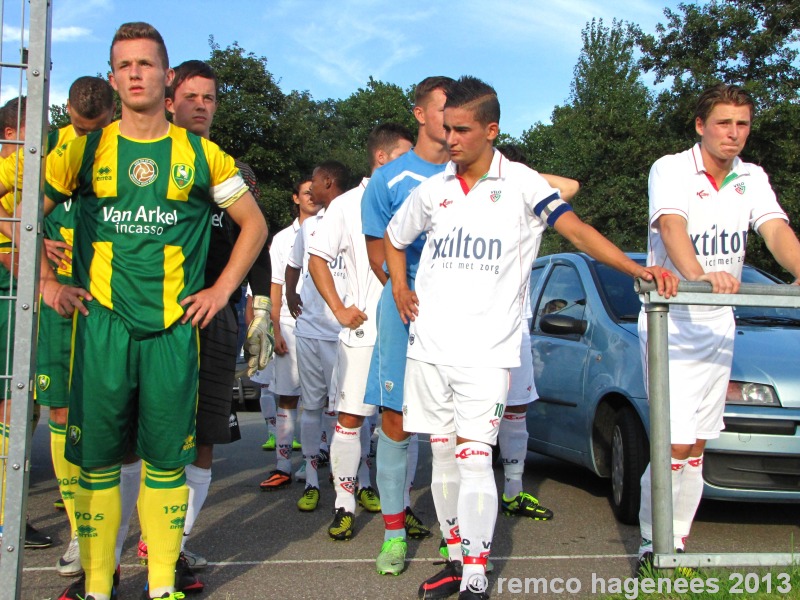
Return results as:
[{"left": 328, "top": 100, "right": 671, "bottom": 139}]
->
[
  {"left": 284, "top": 160, "right": 348, "bottom": 511},
  {"left": 307, "top": 123, "right": 413, "bottom": 541},
  {"left": 259, "top": 176, "right": 319, "bottom": 488},
  {"left": 385, "top": 75, "right": 675, "bottom": 599}
]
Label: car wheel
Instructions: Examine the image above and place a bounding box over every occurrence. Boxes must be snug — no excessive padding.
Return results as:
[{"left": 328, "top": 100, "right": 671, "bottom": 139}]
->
[{"left": 610, "top": 407, "right": 649, "bottom": 525}]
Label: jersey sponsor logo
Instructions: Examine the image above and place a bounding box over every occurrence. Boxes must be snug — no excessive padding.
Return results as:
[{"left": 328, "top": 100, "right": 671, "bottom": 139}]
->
[
  {"left": 697, "top": 190, "right": 709, "bottom": 199},
  {"left": 129, "top": 158, "right": 158, "bottom": 187},
  {"left": 37, "top": 374, "right": 50, "bottom": 391},
  {"left": 170, "top": 516, "right": 186, "bottom": 530},
  {"left": 68, "top": 425, "right": 81, "bottom": 445},
  {"left": 96, "top": 165, "right": 112, "bottom": 182},
  {"left": 430, "top": 437, "right": 450, "bottom": 444},
  {"left": 490, "top": 190, "right": 502, "bottom": 203},
  {"left": 690, "top": 225, "right": 748, "bottom": 268},
  {"left": 211, "top": 212, "right": 224, "bottom": 229},
  {"left": 171, "top": 163, "right": 194, "bottom": 190},
  {"left": 182, "top": 434, "right": 195, "bottom": 452},
  {"left": 734, "top": 182, "right": 746, "bottom": 195},
  {"left": 431, "top": 227, "right": 503, "bottom": 275},
  {"left": 440, "top": 199, "right": 453, "bottom": 209},
  {"left": 490, "top": 418, "right": 499, "bottom": 428},
  {"left": 103, "top": 205, "right": 179, "bottom": 236}
]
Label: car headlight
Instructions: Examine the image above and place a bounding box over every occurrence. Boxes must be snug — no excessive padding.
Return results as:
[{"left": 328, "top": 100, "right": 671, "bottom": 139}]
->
[{"left": 725, "top": 381, "right": 781, "bottom": 407}]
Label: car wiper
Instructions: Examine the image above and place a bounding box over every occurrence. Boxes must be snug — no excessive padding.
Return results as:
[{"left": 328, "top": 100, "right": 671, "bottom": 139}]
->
[{"left": 735, "top": 315, "right": 800, "bottom": 327}]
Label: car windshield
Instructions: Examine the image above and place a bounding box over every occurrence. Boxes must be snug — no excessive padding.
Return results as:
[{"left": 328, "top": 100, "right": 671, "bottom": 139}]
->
[
  {"left": 594, "top": 259, "right": 800, "bottom": 326},
  {"left": 734, "top": 267, "right": 800, "bottom": 326}
]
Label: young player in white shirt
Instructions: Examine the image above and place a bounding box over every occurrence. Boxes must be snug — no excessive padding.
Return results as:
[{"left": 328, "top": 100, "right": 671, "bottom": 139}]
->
[
  {"left": 285, "top": 161, "right": 349, "bottom": 511},
  {"left": 385, "top": 76, "right": 677, "bottom": 600},
  {"left": 636, "top": 83, "right": 800, "bottom": 570},
  {"left": 307, "top": 124, "right": 414, "bottom": 543},
  {"left": 259, "top": 178, "right": 320, "bottom": 491}
]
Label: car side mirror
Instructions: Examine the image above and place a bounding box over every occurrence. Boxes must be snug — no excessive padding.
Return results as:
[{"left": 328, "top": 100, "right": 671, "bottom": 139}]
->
[{"left": 540, "top": 314, "right": 587, "bottom": 335}]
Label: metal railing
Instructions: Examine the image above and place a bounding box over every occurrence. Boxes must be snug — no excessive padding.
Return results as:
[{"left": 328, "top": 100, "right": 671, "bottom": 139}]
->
[
  {"left": 637, "top": 278, "right": 800, "bottom": 569},
  {"left": 0, "top": 0, "right": 52, "bottom": 597}
]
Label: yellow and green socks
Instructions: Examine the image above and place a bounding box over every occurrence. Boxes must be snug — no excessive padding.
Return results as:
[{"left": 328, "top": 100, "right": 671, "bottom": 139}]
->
[
  {"left": 76, "top": 466, "right": 122, "bottom": 599},
  {"left": 140, "top": 463, "right": 188, "bottom": 597}
]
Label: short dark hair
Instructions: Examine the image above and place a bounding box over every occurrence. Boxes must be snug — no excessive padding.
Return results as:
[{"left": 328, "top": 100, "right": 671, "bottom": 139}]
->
[
  {"left": 68, "top": 76, "right": 115, "bottom": 120},
  {"left": 444, "top": 76, "right": 500, "bottom": 126},
  {"left": 366, "top": 123, "right": 414, "bottom": 169},
  {"left": 110, "top": 22, "right": 169, "bottom": 71},
  {"left": 414, "top": 76, "right": 455, "bottom": 108},
  {"left": 167, "top": 60, "right": 217, "bottom": 101},
  {"left": 695, "top": 83, "right": 755, "bottom": 123},
  {"left": 292, "top": 176, "right": 312, "bottom": 196},
  {"left": 315, "top": 160, "right": 349, "bottom": 191},
  {"left": 495, "top": 143, "right": 528, "bottom": 165},
  {"left": 2, "top": 96, "right": 26, "bottom": 131}
]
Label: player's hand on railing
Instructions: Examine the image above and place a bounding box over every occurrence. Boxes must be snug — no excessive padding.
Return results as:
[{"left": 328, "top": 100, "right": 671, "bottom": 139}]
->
[
  {"left": 640, "top": 265, "right": 679, "bottom": 299},
  {"left": 696, "top": 270, "right": 740, "bottom": 294}
]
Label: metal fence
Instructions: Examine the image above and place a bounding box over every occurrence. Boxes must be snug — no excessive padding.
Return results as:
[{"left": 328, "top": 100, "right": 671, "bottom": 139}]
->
[
  {"left": 0, "top": 0, "right": 52, "bottom": 598},
  {"left": 638, "top": 278, "right": 800, "bottom": 570}
]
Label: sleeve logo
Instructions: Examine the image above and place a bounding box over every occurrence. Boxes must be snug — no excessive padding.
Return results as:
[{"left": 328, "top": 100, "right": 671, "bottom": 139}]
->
[
  {"left": 171, "top": 163, "right": 195, "bottom": 190},
  {"left": 129, "top": 158, "right": 158, "bottom": 187}
]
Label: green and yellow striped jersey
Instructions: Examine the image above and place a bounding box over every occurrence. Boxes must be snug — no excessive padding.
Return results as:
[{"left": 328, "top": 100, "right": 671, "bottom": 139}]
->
[{"left": 45, "top": 121, "right": 247, "bottom": 338}]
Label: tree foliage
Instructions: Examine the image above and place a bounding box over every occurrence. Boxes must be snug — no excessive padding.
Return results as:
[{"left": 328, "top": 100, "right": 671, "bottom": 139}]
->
[
  {"left": 47, "top": 1, "right": 800, "bottom": 272},
  {"left": 523, "top": 19, "right": 663, "bottom": 254}
]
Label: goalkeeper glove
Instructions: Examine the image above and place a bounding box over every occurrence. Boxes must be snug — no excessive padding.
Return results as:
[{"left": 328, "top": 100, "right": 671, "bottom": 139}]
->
[{"left": 244, "top": 295, "right": 275, "bottom": 376}]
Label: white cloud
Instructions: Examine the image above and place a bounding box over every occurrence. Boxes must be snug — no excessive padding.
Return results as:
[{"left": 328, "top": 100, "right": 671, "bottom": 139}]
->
[{"left": 52, "top": 26, "right": 92, "bottom": 42}]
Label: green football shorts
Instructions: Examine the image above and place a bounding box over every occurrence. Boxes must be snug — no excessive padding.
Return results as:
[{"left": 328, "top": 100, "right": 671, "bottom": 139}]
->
[{"left": 65, "top": 301, "right": 199, "bottom": 469}]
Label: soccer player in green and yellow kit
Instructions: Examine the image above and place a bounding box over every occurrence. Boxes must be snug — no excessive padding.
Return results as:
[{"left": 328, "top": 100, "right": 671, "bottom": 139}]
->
[{"left": 0, "top": 22, "right": 267, "bottom": 600}]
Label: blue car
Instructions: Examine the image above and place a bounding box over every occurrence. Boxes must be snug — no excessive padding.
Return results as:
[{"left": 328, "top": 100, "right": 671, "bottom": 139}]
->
[{"left": 526, "top": 252, "right": 800, "bottom": 524}]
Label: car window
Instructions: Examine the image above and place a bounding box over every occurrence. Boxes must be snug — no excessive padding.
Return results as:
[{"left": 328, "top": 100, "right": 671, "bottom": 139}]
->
[
  {"left": 734, "top": 266, "right": 800, "bottom": 325},
  {"left": 533, "top": 264, "right": 586, "bottom": 331},
  {"left": 595, "top": 263, "right": 642, "bottom": 321}
]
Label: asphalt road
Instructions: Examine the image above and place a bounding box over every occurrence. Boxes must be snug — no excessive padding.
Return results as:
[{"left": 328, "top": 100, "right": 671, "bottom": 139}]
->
[{"left": 15, "top": 409, "right": 799, "bottom": 599}]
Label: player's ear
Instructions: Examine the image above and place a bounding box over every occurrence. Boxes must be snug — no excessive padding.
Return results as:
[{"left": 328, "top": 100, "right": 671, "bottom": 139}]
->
[
  {"left": 165, "top": 97, "right": 174, "bottom": 115},
  {"left": 486, "top": 122, "right": 499, "bottom": 142},
  {"left": 413, "top": 104, "right": 425, "bottom": 127},
  {"left": 164, "top": 68, "right": 175, "bottom": 88}
]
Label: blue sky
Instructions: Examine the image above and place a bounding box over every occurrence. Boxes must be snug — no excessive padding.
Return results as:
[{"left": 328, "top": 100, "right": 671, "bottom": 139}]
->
[{"left": 3, "top": 0, "right": 684, "bottom": 138}]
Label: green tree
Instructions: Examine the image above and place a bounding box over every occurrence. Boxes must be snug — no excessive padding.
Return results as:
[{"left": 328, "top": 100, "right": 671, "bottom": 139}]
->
[
  {"left": 330, "top": 77, "right": 416, "bottom": 179},
  {"left": 523, "top": 19, "right": 662, "bottom": 255},
  {"left": 637, "top": 0, "right": 800, "bottom": 276}
]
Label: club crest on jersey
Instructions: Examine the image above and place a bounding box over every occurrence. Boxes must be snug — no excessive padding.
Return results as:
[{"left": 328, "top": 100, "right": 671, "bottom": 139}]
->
[
  {"left": 734, "top": 182, "right": 746, "bottom": 195},
  {"left": 385, "top": 380, "right": 394, "bottom": 393},
  {"left": 129, "top": 158, "right": 158, "bottom": 187},
  {"left": 68, "top": 425, "right": 81, "bottom": 445},
  {"left": 37, "top": 374, "right": 50, "bottom": 391},
  {"left": 171, "top": 163, "right": 194, "bottom": 189},
  {"left": 490, "top": 190, "right": 501, "bottom": 203}
]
